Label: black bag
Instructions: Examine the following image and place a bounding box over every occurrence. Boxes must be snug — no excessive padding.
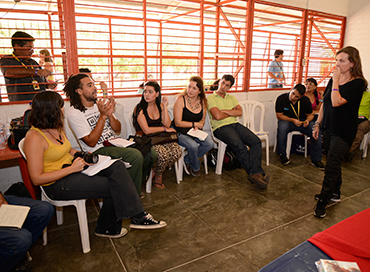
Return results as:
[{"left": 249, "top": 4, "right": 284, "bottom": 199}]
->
[
  {"left": 147, "top": 131, "right": 179, "bottom": 145},
  {"left": 7, "top": 109, "right": 31, "bottom": 150},
  {"left": 4, "top": 182, "right": 32, "bottom": 198},
  {"left": 128, "top": 135, "right": 152, "bottom": 157},
  {"left": 207, "top": 148, "right": 218, "bottom": 167},
  {"left": 223, "top": 146, "right": 241, "bottom": 171}
]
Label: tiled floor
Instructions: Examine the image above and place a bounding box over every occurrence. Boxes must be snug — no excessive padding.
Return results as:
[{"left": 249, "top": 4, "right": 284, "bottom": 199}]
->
[{"left": 29, "top": 148, "right": 370, "bottom": 271}]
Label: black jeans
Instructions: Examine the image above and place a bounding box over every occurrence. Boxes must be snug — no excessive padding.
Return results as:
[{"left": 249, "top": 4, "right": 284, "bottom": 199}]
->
[
  {"left": 44, "top": 161, "right": 144, "bottom": 233},
  {"left": 320, "top": 129, "right": 349, "bottom": 200}
]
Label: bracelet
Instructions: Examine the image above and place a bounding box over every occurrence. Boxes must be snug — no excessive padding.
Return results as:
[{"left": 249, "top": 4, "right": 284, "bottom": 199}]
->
[
  {"left": 332, "top": 88, "right": 339, "bottom": 91},
  {"left": 192, "top": 121, "right": 195, "bottom": 128},
  {"left": 319, "top": 99, "right": 323, "bottom": 102},
  {"left": 163, "top": 126, "right": 166, "bottom": 132},
  {"left": 35, "top": 68, "right": 40, "bottom": 76}
]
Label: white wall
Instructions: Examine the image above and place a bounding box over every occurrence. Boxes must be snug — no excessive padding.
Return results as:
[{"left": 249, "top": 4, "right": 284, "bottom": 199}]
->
[{"left": 345, "top": 0, "right": 370, "bottom": 82}]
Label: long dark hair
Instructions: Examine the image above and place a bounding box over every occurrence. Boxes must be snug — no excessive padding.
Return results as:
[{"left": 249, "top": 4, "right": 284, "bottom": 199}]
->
[
  {"left": 133, "top": 81, "right": 162, "bottom": 129},
  {"left": 336, "top": 46, "right": 368, "bottom": 87},
  {"left": 29, "top": 91, "right": 65, "bottom": 130},
  {"left": 305, "top": 77, "right": 318, "bottom": 104},
  {"left": 63, "top": 73, "right": 90, "bottom": 112}
]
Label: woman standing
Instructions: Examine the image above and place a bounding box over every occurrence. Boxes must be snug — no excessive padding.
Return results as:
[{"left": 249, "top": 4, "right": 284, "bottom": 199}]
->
[
  {"left": 39, "top": 49, "right": 55, "bottom": 82},
  {"left": 24, "top": 91, "right": 166, "bottom": 238},
  {"left": 313, "top": 46, "right": 367, "bottom": 218},
  {"left": 304, "top": 77, "right": 322, "bottom": 115},
  {"left": 133, "top": 81, "right": 182, "bottom": 189},
  {"left": 173, "top": 76, "right": 213, "bottom": 176}
]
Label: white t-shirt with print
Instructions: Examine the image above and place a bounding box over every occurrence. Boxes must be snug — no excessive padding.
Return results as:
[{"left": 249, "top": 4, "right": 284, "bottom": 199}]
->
[{"left": 67, "top": 104, "right": 117, "bottom": 152}]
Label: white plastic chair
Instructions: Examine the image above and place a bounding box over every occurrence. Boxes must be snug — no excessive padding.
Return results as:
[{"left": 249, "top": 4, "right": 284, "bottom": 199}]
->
[
  {"left": 18, "top": 138, "right": 91, "bottom": 254},
  {"left": 360, "top": 132, "right": 370, "bottom": 158},
  {"left": 239, "top": 100, "right": 270, "bottom": 165},
  {"left": 273, "top": 131, "right": 308, "bottom": 159},
  {"left": 127, "top": 110, "right": 180, "bottom": 192},
  {"left": 205, "top": 113, "right": 227, "bottom": 175}
]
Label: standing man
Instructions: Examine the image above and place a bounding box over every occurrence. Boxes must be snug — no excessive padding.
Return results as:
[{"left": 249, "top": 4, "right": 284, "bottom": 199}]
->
[
  {"left": 64, "top": 73, "right": 157, "bottom": 197},
  {"left": 275, "top": 83, "right": 324, "bottom": 169},
  {"left": 0, "top": 31, "right": 51, "bottom": 101},
  {"left": 267, "top": 49, "right": 285, "bottom": 88},
  {"left": 208, "top": 74, "right": 269, "bottom": 189}
]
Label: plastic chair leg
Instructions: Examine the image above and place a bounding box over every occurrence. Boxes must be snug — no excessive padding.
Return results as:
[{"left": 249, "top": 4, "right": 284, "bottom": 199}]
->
[
  {"left": 146, "top": 170, "right": 153, "bottom": 193},
  {"left": 74, "top": 200, "right": 91, "bottom": 254},
  {"left": 43, "top": 227, "right": 47, "bottom": 246},
  {"left": 56, "top": 207, "right": 64, "bottom": 225},
  {"left": 265, "top": 138, "right": 270, "bottom": 166},
  {"left": 286, "top": 133, "right": 293, "bottom": 159},
  {"left": 203, "top": 154, "right": 208, "bottom": 174},
  {"left": 216, "top": 142, "right": 226, "bottom": 175}
]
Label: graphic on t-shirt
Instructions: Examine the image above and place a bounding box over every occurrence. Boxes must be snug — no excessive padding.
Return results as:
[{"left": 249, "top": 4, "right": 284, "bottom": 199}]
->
[{"left": 86, "top": 114, "right": 116, "bottom": 145}]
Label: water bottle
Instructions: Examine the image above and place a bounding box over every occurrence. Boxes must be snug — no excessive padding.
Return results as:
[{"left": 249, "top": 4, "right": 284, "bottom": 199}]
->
[
  {"left": 0, "top": 123, "right": 6, "bottom": 150},
  {"left": 4, "top": 117, "right": 11, "bottom": 140}
]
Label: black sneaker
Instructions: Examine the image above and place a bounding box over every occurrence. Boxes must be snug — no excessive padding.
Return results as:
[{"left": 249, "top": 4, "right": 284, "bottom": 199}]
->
[
  {"left": 279, "top": 154, "right": 290, "bottom": 165},
  {"left": 184, "top": 163, "right": 191, "bottom": 175},
  {"left": 190, "top": 167, "right": 200, "bottom": 177},
  {"left": 95, "top": 227, "right": 128, "bottom": 238},
  {"left": 314, "top": 199, "right": 328, "bottom": 218},
  {"left": 130, "top": 213, "right": 167, "bottom": 230},
  {"left": 329, "top": 193, "right": 341, "bottom": 202},
  {"left": 315, "top": 193, "right": 341, "bottom": 202},
  {"left": 311, "top": 160, "right": 325, "bottom": 171}
]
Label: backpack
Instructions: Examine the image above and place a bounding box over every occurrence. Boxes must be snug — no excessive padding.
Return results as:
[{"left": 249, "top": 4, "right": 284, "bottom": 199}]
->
[
  {"left": 207, "top": 147, "right": 241, "bottom": 171},
  {"left": 207, "top": 148, "right": 218, "bottom": 167},
  {"left": 7, "top": 109, "right": 31, "bottom": 150},
  {"left": 223, "top": 146, "right": 241, "bottom": 171}
]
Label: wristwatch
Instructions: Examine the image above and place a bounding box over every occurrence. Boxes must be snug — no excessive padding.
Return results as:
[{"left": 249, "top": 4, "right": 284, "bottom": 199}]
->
[{"left": 35, "top": 68, "right": 40, "bottom": 76}]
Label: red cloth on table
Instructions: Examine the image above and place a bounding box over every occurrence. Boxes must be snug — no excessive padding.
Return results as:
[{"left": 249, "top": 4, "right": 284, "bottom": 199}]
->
[{"left": 308, "top": 208, "right": 370, "bottom": 272}]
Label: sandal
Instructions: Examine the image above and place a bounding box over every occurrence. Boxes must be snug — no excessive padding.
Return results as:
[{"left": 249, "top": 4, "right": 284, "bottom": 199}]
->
[{"left": 153, "top": 182, "right": 165, "bottom": 189}]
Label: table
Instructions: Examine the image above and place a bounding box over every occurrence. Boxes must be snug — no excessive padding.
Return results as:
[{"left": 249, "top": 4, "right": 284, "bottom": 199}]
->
[{"left": 0, "top": 145, "right": 37, "bottom": 199}]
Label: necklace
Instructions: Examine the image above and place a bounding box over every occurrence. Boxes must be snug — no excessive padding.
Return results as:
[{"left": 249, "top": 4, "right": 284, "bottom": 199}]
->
[
  {"left": 187, "top": 95, "right": 200, "bottom": 111},
  {"left": 45, "top": 130, "right": 63, "bottom": 145}
]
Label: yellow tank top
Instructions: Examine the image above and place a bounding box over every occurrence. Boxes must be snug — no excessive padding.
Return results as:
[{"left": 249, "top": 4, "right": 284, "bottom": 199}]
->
[{"left": 31, "top": 127, "right": 73, "bottom": 185}]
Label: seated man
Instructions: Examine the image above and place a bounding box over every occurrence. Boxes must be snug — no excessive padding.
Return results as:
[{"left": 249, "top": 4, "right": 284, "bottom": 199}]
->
[
  {"left": 275, "top": 83, "right": 324, "bottom": 169},
  {"left": 208, "top": 74, "right": 269, "bottom": 189},
  {"left": 0, "top": 192, "right": 53, "bottom": 272},
  {"left": 64, "top": 74, "right": 157, "bottom": 197},
  {"left": 345, "top": 90, "right": 370, "bottom": 162}
]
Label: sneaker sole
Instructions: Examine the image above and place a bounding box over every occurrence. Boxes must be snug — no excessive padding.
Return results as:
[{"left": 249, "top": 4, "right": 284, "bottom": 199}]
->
[
  {"left": 310, "top": 162, "right": 325, "bottom": 171},
  {"left": 130, "top": 221, "right": 167, "bottom": 230},
  {"left": 247, "top": 176, "right": 268, "bottom": 189},
  {"left": 314, "top": 211, "right": 326, "bottom": 218},
  {"left": 95, "top": 228, "right": 128, "bottom": 238},
  {"left": 315, "top": 195, "right": 341, "bottom": 202}
]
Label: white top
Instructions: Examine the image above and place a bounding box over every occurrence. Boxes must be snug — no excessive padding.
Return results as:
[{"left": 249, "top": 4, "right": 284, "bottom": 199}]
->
[{"left": 67, "top": 104, "right": 117, "bottom": 152}]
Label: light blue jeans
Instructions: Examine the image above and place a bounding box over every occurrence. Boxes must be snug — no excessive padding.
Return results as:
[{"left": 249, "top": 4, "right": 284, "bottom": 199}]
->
[{"left": 177, "top": 132, "right": 214, "bottom": 171}]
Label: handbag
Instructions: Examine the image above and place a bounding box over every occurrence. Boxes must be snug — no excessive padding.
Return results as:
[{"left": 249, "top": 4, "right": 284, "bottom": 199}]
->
[
  {"left": 7, "top": 109, "right": 31, "bottom": 150},
  {"left": 147, "top": 131, "right": 179, "bottom": 145},
  {"left": 128, "top": 135, "right": 152, "bottom": 157}
]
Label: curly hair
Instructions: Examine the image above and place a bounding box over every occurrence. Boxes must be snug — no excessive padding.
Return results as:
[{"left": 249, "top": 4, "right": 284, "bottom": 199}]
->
[
  {"left": 179, "top": 76, "right": 208, "bottom": 109},
  {"left": 28, "top": 91, "right": 65, "bottom": 130},
  {"left": 133, "top": 81, "right": 162, "bottom": 130},
  {"left": 63, "top": 73, "right": 89, "bottom": 112}
]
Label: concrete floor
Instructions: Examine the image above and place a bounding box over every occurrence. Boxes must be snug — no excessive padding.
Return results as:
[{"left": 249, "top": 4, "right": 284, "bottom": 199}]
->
[{"left": 28, "top": 148, "right": 370, "bottom": 272}]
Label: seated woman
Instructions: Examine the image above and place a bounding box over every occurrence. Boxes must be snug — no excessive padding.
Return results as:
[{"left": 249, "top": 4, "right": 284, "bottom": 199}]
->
[
  {"left": 304, "top": 78, "right": 322, "bottom": 116},
  {"left": 173, "top": 76, "right": 214, "bottom": 176},
  {"left": 133, "top": 81, "right": 182, "bottom": 189},
  {"left": 24, "top": 91, "right": 166, "bottom": 239}
]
